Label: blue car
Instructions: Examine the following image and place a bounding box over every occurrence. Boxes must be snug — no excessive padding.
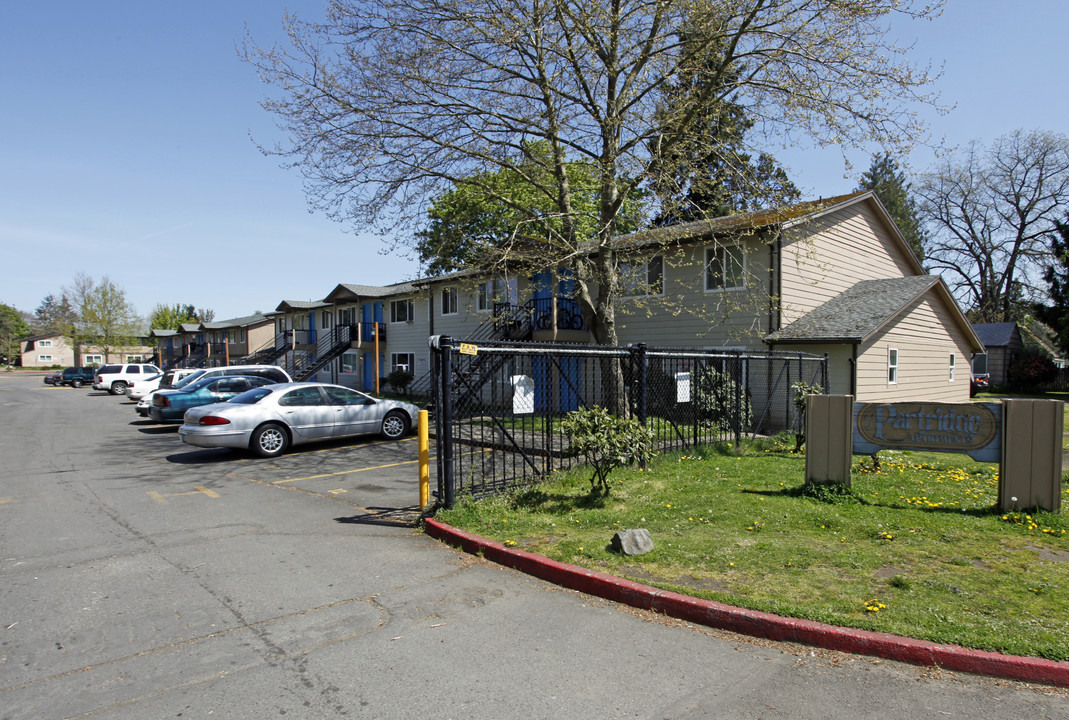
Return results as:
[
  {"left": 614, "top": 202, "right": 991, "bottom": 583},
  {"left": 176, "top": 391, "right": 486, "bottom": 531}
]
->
[{"left": 148, "top": 375, "right": 277, "bottom": 423}]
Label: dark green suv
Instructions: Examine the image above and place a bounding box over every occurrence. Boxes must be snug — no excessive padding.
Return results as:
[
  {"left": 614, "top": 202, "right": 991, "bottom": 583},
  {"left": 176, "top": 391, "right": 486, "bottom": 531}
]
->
[{"left": 59, "top": 367, "right": 96, "bottom": 388}]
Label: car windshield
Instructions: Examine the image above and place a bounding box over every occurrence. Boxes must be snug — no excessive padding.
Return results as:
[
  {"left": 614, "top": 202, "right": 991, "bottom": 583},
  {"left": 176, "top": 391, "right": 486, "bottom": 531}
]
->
[
  {"left": 228, "top": 387, "right": 275, "bottom": 404},
  {"left": 172, "top": 370, "right": 207, "bottom": 388}
]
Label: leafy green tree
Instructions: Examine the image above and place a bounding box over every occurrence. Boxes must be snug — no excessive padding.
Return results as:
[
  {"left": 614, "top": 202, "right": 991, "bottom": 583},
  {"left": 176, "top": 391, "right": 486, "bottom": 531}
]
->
[
  {"left": 65, "top": 276, "right": 142, "bottom": 363},
  {"left": 149, "top": 303, "right": 200, "bottom": 331},
  {"left": 0, "top": 303, "right": 31, "bottom": 363},
  {"left": 857, "top": 153, "right": 927, "bottom": 264},
  {"left": 1042, "top": 216, "right": 1069, "bottom": 354},
  {"left": 417, "top": 142, "right": 645, "bottom": 275}
]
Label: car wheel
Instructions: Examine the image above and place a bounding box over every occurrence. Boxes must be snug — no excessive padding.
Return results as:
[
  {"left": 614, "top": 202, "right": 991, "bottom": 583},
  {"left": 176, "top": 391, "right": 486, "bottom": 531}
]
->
[
  {"left": 71, "top": 379, "right": 83, "bottom": 388},
  {"left": 110, "top": 381, "right": 128, "bottom": 395},
  {"left": 251, "top": 423, "right": 289, "bottom": 458},
  {"left": 381, "top": 410, "right": 409, "bottom": 440}
]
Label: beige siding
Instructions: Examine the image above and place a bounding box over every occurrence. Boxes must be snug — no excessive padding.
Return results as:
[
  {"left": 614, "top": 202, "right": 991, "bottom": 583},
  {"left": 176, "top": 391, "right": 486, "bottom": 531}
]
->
[
  {"left": 780, "top": 203, "right": 920, "bottom": 324},
  {"left": 855, "top": 295, "right": 973, "bottom": 403},
  {"left": 767, "top": 343, "right": 854, "bottom": 397}
]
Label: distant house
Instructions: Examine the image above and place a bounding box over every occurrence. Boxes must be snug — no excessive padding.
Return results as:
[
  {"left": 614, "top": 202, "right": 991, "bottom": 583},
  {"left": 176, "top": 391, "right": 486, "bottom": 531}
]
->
[
  {"left": 970, "top": 322, "right": 1023, "bottom": 386},
  {"left": 19, "top": 332, "right": 153, "bottom": 367}
]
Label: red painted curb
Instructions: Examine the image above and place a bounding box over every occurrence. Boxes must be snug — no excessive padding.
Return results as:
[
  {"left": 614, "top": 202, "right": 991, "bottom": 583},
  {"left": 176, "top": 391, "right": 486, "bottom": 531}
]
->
[{"left": 424, "top": 518, "right": 1069, "bottom": 688}]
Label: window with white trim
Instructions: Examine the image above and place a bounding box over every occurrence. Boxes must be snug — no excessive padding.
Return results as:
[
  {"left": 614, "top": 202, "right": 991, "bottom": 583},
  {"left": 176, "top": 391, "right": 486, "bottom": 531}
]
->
[
  {"left": 38, "top": 354, "right": 53, "bottom": 362},
  {"left": 321, "top": 311, "right": 331, "bottom": 330},
  {"left": 888, "top": 348, "right": 899, "bottom": 384},
  {"left": 620, "top": 256, "right": 664, "bottom": 297},
  {"left": 84, "top": 354, "right": 102, "bottom": 365},
  {"left": 341, "top": 352, "right": 358, "bottom": 374},
  {"left": 477, "top": 279, "right": 511, "bottom": 311},
  {"left": 441, "top": 287, "right": 458, "bottom": 315},
  {"left": 390, "top": 299, "right": 414, "bottom": 323},
  {"left": 705, "top": 245, "right": 746, "bottom": 291},
  {"left": 949, "top": 353, "right": 956, "bottom": 381},
  {"left": 391, "top": 352, "right": 415, "bottom": 372},
  {"left": 39, "top": 339, "right": 52, "bottom": 347}
]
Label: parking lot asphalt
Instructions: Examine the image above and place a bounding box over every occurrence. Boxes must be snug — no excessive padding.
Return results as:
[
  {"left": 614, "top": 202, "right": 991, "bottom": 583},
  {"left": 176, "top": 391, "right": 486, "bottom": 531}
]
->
[{"left": 2, "top": 373, "right": 1067, "bottom": 718}]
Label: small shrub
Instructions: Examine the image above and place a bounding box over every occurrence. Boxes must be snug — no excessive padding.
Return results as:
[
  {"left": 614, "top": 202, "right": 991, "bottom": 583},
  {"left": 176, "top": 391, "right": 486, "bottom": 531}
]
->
[
  {"left": 386, "top": 369, "right": 414, "bottom": 395},
  {"left": 693, "top": 364, "right": 752, "bottom": 430},
  {"left": 1007, "top": 346, "right": 1057, "bottom": 390},
  {"left": 560, "top": 406, "right": 654, "bottom": 496},
  {"left": 790, "top": 380, "right": 823, "bottom": 452}
]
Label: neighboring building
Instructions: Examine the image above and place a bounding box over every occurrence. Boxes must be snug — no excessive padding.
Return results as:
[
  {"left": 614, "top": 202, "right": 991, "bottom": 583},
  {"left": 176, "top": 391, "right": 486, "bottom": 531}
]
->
[
  {"left": 971, "top": 322, "right": 1023, "bottom": 386},
  {"left": 19, "top": 332, "right": 153, "bottom": 367}
]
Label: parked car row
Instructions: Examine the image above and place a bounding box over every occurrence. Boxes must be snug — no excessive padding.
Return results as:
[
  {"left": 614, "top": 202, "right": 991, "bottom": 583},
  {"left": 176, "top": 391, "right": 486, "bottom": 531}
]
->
[
  {"left": 81, "top": 363, "right": 421, "bottom": 458},
  {"left": 43, "top": 366, "right": 97, "bottom": 387}
]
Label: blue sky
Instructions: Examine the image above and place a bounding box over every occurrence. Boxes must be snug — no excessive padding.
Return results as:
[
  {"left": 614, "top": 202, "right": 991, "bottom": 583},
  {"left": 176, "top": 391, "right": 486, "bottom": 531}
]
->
[{"left": 2, "top": 1, "right": 1066, "bottom": 322}]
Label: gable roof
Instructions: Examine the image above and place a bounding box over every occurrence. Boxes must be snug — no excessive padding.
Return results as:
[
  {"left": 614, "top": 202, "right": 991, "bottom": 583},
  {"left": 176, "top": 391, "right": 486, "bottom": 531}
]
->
[
  {"left": 765, "top": 276, "right": 983, "bottom": 351},
  {"left": 971, "top": 322, "right": 1020, "bottom": 348},
  {"left": 274, "top": 299, "right": 330, "bottom": 313},
  {"left": 323, "top": 281, "right": 421, "bottom": 303},
  {"left": 202, "top": 313, "right": 272, "bottom": 331},
  {"left": 611, "top": 191, "right": 925, "bottom": 275}
]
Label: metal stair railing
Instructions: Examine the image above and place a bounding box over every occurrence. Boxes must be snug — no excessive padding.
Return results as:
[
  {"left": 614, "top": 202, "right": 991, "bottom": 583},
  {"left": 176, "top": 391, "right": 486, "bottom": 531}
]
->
[
  {"left": 408, "top": 303, "right": 533, "bottom": 398},
  {"left": 293, "top": 324, "right": 358, "bottom": 382},
  {"left": 241, "top": 334, "right": 290, "bottom": 366}
]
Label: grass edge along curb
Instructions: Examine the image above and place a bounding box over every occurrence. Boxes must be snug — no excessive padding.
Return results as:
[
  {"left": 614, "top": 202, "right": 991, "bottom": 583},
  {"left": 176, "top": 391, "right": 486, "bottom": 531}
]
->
[{"left": 424, "top": 518, "right": 1069, "bottom": 688}]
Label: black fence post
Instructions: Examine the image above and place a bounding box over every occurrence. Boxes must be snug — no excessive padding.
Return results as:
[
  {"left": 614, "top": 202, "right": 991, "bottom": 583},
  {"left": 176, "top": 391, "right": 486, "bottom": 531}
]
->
[
  {"left": 635, "top": 344, "right": 648, "bottom": 469},
  {"left": 438, "top": 335, "right": 455, "bottom": 509}
]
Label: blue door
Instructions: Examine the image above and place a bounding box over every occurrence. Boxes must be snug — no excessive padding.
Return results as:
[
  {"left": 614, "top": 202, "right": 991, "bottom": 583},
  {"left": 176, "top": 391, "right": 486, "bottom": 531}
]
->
[{"left": 362, "top": 353, "right": 374, "bottom": 391}]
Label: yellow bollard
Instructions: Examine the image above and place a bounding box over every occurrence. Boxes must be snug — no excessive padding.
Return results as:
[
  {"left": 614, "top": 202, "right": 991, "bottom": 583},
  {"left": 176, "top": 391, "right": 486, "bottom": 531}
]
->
[{"left": 418, "top": 410, "right": 430, "bottom": 510}]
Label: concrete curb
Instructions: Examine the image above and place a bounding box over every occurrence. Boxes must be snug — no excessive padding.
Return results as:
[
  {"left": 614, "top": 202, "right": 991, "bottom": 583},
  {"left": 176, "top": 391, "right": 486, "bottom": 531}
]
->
[{"left": 425, "top": 518, "right": 1069, "bottom": 688}]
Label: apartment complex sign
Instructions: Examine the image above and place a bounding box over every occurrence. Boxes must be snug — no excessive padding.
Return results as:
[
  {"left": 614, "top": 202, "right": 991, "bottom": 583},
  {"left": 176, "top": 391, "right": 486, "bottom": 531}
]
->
[{"left": 853, "top": 402, "right": 1002, "bottom": 462}]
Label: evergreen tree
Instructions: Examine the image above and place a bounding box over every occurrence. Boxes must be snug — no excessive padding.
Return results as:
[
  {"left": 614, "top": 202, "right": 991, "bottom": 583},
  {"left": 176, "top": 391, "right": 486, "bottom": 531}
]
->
[
  {"left": 1043, "top": 216, "right": 1069, "bottom": 354},
  {"left": 857, "top": 153, "right": 927, "bottom": 264},
  {"left": 33, "top": 293, "right": 77, "bottom": 335},
  {"left": 649, "top": 31, "right": 799, "bottom": 226}
]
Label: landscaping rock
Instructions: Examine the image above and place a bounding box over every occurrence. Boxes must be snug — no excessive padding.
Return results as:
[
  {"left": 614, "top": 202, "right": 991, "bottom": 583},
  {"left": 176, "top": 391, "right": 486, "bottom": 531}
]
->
[{"left": 612, "top": 528, "right": 654, "bottom": 556}]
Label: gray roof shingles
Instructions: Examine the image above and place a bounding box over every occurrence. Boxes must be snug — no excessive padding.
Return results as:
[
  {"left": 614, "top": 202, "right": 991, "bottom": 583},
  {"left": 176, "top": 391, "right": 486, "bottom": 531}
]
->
[{"left": 765, "top": 276, "right": 941, "bottom": 344}]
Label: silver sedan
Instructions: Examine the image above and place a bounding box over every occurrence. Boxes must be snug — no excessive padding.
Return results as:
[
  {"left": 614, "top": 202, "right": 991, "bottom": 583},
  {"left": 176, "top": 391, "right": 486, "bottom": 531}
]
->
[{"left": 178, "top": 382, "right": 420, "bottom": 458}]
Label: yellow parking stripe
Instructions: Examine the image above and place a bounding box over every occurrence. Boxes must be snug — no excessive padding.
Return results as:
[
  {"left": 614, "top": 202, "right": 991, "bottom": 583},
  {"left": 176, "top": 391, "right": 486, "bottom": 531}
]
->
[
  {"left": 147, "top": 485, "right": 221, "bottom": 504},
  {"left": 271, "top": 458, "right": 419, "bottom": 484}
]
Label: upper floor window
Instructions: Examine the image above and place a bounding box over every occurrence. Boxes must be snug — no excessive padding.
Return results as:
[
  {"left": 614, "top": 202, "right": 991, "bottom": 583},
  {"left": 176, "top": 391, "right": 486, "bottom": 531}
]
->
[
  {"left": 477, "top": 279, "right": 513, "bottom": 311},
  {"left": 705, "top": 245, "right": 746, "bottom": 292},
  {"left": 949, "top": 353, "right": 956, "bottom": 381},
  {"left": 321, "top": 311, "right": 331, "bottom": 330},
  {"left": 620, "top": 256, "right": 664, "bottom": 297},
  {"left": 39, "top": 339, "right": 52, "bottom": 347},
  {"left": 390, "top": 299, "right": 414, "bottom": 323},
  {"left": 338, "top": 307, "right": 355, "bottom": 325},
  {"left": 888, "top": 348, "right": 899, "bottom": 384},
  {"left": 441, "top": 287, "right": 458, "bottom": 315}
]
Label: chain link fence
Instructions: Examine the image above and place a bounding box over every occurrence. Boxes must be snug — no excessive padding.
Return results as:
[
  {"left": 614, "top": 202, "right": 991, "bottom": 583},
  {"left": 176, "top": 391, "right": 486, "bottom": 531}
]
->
[{"left": 429, "top": 337, "right": 827, "bottom": 508}]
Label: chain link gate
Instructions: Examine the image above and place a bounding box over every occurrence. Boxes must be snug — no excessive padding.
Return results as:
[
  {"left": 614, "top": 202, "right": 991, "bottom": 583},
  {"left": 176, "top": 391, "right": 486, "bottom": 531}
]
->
[{"left": 430, "top": 336, "right": 827, "bottom": 509}]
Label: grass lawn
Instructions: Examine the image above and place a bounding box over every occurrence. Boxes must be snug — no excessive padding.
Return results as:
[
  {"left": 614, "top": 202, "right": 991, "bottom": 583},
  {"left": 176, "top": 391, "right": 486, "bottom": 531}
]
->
[{"left": 435, "top": 437, "right": 1069, "bottom": 661}]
